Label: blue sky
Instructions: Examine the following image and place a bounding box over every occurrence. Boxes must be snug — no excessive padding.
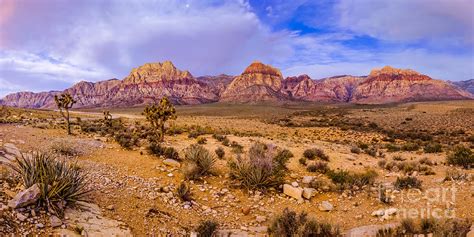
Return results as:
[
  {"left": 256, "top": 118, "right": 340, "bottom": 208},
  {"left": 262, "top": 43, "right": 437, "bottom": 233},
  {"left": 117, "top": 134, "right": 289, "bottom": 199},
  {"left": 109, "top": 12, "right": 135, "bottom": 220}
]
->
[{"left": 0, "top": 0, "right": 473, "bottom": 97}]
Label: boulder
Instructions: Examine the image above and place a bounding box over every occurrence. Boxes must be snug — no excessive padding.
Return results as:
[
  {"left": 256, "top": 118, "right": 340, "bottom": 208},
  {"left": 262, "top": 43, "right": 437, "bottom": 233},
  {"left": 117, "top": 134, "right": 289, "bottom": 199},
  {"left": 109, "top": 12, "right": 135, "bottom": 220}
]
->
[
  {"left": 319, "top": 201, "right": 333, "bottom": 212},
  {"left": 283, "top": 184, "right": 303, "bottom": 200},
  {"left": 3, "top": 143, "right": 21, "bottom": 157},
  {"left": 302, "top": 176, "right": 314, "bottom": 184},
  {"left": 50, "top": 215, "right": 63, "bottom": 228},
  {"left": 8, "top": 183, "right": 41, "bottom": 208}
]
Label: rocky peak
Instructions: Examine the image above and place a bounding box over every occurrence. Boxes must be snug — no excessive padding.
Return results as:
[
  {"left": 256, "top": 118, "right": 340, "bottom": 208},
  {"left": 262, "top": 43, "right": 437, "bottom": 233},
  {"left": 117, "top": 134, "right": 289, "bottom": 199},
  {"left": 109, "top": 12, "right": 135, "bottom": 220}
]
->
[
  {"left": 123, "top": 61, "right": 193, "bottom": 84},
  {"left": 242, "top": 61, "right": 282, "bottom": 78},
  {"left": 369, "top": 66, "right": 423, "bottom": 77}
]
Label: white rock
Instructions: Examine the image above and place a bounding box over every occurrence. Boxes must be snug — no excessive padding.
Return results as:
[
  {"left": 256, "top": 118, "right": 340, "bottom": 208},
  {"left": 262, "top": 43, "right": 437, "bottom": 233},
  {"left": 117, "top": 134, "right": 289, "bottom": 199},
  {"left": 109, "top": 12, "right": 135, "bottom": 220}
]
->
[
  {"left": 283, "top": 184, "right": 302, "bottom": 200},
  {"left": 302, "top": 188, "right": 315, "bottom": 199},
  {"left": 16, "top": 212, "right": 27, "bottom": 222},
  {"left": 302, "top": 176, "right": 314, "bottom": 184},
  {"left": 255, "top": 215, "right": 266, "bottom": 223},
  {"left": 371, "top": 210, "right": 385, "bottom": 217},
  {"left": 163, "top": 159, "right": 181, "bottom": 167},
  {"left": 50, "top": 215, "right": 62, "bottom": 228},
  {"left": 291, "top": 182, "right": 299, "bottom": 187},
  {"left": 319, "top": 201, "right": 334, "bottom": 212},
  {"left": 8, "top": 183, "right": 41, "bottom": 209},
  {"left": 385, "top": 208, "right": 398, "bottom": 216}
]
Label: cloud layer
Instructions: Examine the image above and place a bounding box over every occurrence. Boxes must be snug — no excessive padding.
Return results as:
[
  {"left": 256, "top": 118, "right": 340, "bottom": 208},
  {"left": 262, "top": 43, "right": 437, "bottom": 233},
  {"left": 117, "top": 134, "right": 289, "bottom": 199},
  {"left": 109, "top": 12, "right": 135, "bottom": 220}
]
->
[{"left": 0, "top": 0, "right": 473, "bottom": 96}]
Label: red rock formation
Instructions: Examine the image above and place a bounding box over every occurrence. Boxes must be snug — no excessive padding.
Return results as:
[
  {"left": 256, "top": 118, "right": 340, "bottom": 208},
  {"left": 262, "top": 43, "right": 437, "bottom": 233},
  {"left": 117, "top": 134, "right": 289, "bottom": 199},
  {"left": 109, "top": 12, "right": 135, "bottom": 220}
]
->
[{"left": 220, "top": 61, "right": 288, "bottom": 102}]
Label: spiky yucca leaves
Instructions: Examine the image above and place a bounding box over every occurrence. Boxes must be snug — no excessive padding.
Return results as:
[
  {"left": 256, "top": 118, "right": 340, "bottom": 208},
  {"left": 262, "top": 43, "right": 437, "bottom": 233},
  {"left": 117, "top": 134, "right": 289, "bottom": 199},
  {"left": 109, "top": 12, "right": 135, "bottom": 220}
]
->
[
  {"left": 196, "top": 220, "right": 218, "bottom": 237},
  {"left": 228, "top": 142, "right": 293, "bottom": 190},
  {"left": 9, "top": 153, "right": 89, "bottom": 216},
  {"left": 183, "top": 144, "right": 216, "bottom": 180}
]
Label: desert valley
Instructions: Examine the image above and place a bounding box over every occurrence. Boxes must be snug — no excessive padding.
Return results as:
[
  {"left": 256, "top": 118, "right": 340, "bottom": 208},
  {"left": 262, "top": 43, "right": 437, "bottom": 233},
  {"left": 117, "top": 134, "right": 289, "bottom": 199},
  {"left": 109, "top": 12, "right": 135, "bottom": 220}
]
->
[{"left": 0, "top": 60, "right": 473, "bottom": 236}]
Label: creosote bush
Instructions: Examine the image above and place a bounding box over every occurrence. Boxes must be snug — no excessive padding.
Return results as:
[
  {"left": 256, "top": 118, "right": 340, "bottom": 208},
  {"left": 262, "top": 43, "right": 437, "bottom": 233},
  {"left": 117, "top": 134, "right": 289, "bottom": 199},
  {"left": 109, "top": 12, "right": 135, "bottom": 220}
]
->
[
  {"left": 183, "top": 144, "right": 216, "bottom": 180},
  {"left": 446, "top": 145, "right": 473, "bottom": 169},
  {"left": 377, "top": 218, "right": 471, "bottom": 236},
  {"left": 303, "top": 148, "right": 329, "bottom": 161},
  {"left": 394, "top": 176, "right": 422, "bottom": 190},
  {"left": 268, "top": 208, "right": 340, "bottom": 237},
  {"left": 148, "top": 142, "right": 180, "bottom": 160},
  {"left": 196, "top": 137, "right": 207, "bottom": 144},
  {"left": 10, "top": 153, "right": 89, "bottom": 216},
  {"left": 326, "top": 169, "right": 377, "bottom": 190},
  {"left": 176, "top": 181, "right": 192, "bottom": 202},
  {"left": 306, "top": 161, "right": 329, "bottom": 174},
  {"left": 50, "top": 142, "right": 79, "bottom": 157},
  {"left": 196, "top": 220, "right": 218, "bottom": 237},
  {"left": 228, "top": 142, "right": 293, "bottom": 190},
  {"left": 215, "top": 147, "right": 225, "bottom": 159},
  {"left": 423, "top": 142, "right": 442, "bottom": 153},
  {"left": 115, "top": 132, "right": 139, "bottom": 149}
]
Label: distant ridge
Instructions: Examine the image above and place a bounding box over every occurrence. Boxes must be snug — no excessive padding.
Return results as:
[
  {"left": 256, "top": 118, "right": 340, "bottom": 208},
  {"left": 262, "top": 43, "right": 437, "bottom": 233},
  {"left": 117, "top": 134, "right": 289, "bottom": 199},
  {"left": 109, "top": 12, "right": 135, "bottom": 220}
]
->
[{"left": 1, "top": 61, "right": 472, "bottom": 109}]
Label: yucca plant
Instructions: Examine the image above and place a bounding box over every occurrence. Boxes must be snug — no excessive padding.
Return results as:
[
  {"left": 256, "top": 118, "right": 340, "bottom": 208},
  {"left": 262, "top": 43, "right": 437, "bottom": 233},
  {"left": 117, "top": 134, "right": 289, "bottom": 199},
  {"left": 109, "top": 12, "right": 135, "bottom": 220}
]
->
[
  {"left": 176, "top": 181, "right": 192, "bottom": 201},
  {"left": 9, "top": 152, "right": 90, "bottom": 216},
  {"left": 183, "top": 144, "right": 216, "bottom": 180}
]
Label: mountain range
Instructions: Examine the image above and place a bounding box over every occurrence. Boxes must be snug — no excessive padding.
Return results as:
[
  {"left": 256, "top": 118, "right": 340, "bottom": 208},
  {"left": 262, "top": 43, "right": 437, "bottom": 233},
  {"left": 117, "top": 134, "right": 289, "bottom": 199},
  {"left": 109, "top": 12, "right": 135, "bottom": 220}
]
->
[{"left": 1, "top": 61, "right": 472, "bottom": 109}]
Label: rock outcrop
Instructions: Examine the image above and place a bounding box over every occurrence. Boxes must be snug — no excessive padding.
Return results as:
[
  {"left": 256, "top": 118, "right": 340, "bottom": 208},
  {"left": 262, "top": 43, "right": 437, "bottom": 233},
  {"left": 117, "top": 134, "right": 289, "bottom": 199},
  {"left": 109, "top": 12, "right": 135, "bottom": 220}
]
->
[
  {"left": 220, "top": 61, "right": 288, "bottom": 102},
  {"left": 0, "top": 62, "right": 472, "bottom": 108}
]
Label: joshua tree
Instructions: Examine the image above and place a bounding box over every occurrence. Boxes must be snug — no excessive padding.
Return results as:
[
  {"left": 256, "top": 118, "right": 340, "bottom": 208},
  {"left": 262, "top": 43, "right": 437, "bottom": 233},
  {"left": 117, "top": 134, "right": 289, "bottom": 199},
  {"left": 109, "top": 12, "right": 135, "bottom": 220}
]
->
[
  {"left": 103, "top": 110, "right": 112, "bottom": 126},
  {"left": 54, "top": 93, "right": 76, "bottom": 135},
  {"left": 143, "top": 97, "right": 176, "bottom": 142}
]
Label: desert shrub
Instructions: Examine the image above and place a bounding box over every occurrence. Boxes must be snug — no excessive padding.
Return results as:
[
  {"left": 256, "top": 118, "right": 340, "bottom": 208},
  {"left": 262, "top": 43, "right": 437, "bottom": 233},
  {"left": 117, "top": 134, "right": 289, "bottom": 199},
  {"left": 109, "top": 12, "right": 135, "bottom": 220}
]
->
[
  {"left": 444, "top": 168, "right": 470, "bottom": 181},
  {"left": 176, "top": 181, "right": 192, "bottom": 201},
  {"left": 215, "top": 147, "right": 225, "bottom": 159},
  {"left": 394, "top": 176, "right": 422, "bottom": 189},
  {"left": 377, "top": 159, "right": 387, "bottom": 168},
  {"left": 298, "top": 157, "right": 307, "bottom": 166},
  {"left": 420, "top": 218, "right": 436, "bottom": 234},
  {"left": 365, "top": 147, "right": 378, "bottom": 157},
  {"left": 183, "top": 144, "right": 216, "bottom": 180},
  {"left": 326, "top": 169, "right": 377, "bottom": 189},
  {"left": 303, "top": 148, "right": 329, "bottom": 161},
  {"left": 196, "top": 220, "right": 218, "bottom": 237},
  {"left": 268, "top": 208, "right": 340, "bottom": 237},
  {"left": 50, "top": 142, "right": 79, "bottom": 157},
  {"left": 306, "top": 161, "right": 329, "bottom": 174},
  {"left": 230, "top": 141, "right": 244, "bottom": 154},
  {"left": 196, "top": 137, "right": 207, "bottom": 144},
  {"left": 401, "top": 142, "right": 420, "bottom": 151},
  {"left": 423, "top": 142, "right": 442, "bottom": 153},
  {"left": 350, "top": 147, "right": 361, "bottom": 154},
  {"left": 148, "top": 142, "right": 180, "bottom": 160},
  {"left": 166, "top": 124, "right": 185, "bottom": 135},
  {"left": 437, "top": 219, "right": 472, "bottom": 237},
  {"left": 385, "top": 143, "right": 401, "bottom": 152},
  {"left": 188, "top": 125, "right": 213, "bottom": 139},
  {"left": 358, "top": 143, "right": 369, "bottom": 150},
  {"left": 228, "top": 143, "right": 292, "bottom": 190},
  {"left": 446, "top": 145, "right": 473, "bottom": 169},
  {"left": 392, "top": 155, "right": 405, "bottom": 161},
  {"left": 115, "top": 132, "right": 139, "bottom": 149},
  {"left": 385, "top": 218, "right": 472, "bottom": 236},
  {"left": 400, "top": 218, "right": 417, "bottom": 234},
  {"left": 10, "top": 153, "right": 89, "bottom": 216},
  {"left": 212, "top": 134, "right": 226, "bottom": 142}
]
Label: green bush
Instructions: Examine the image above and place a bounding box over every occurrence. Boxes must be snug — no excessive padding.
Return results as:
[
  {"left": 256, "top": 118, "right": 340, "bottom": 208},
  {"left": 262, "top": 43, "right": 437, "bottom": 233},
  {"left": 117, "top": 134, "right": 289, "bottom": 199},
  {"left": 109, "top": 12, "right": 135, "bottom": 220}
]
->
[
  {"left": 176, "top": 181, "right": 192, "bottom": 201},
  {"left": 215, "top": 147, "right": 225, "bottom": 159},
  {"left": 228, "top": 143, "right": 292, "bottom": 190},
  {"left": 423, "top": 142, "right": 442, "bottom": 153},
  {"left": 401, "top": 142, "right": 420, "bottom": 151},
  {"left": 115, "top": 132, "right": 139, "bottom": 149},
  {"left": 446, "top": 145, "right": 473, "bottom": 169},
  {"left": 148, "top": 142, "right": 180, "bottom": 160},
  {"left": 298, "top": 157, "right": 307, "bottom": 166},
  {"left": 196, "top": 220, "right": 218, "bottom": 237},
  {"left": 303, "top": 148, "right": 329, "bottom": 161},
  {"left": 327, "top": 169, "right": 377, "bottom": 189},
  {"left": 196, "top": 137, "right": 207, "bottom": 144},
  {"left": 230, "top": 141, "right": 244, "bottom": 154},
  {"left": 10, "top": 153, "right": 89, "bottom": 216},
  {"left": 306, "top": 161, "right": 329, "bottom": 174},
  {"left": 268, "top": 208, "right": 340, "bottom": 237},
  {"left": 385, "top": 143, "right": 401, "bottom": 152},
  {"left": 183, "top": 144, "right": 216, "bottom": 180},
  {"left": 394, "top": 176, "right": 422, "bottom": 189}
]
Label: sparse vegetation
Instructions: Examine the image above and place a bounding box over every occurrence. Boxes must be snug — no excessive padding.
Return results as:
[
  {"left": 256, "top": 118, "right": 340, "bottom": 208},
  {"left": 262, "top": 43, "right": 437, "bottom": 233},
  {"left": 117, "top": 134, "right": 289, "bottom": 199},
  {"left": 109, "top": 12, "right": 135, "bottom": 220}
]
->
[
  {"left": 9, "top": 152, "right": 89, "bottom": 216},
  {"left": 196, "top": 137, "right": 207, "bottom": 144},
  {"left": 54, "top": 93, "right": 76, "bottom": 135},
  {"left": 326, "top": 169, "right": 377, "bottom": 190},
  {"left": 215, "top": 147, "right": 225, "bottom": 159},
  {"left": 196, "top": 220, "right": 218, "bottom": 237},
  {"left": 423, "top": 142, "right": 442, "bottom": 153},
  {"left": 394, "top": 176, "right": 422, "bottom": 189},
  {"left": 377, "top": 218, "right": 472, "bottom": 236},
  {"left": 306, "top": 161, "right": 329, "bottom": 173},
  {"left": 268, "top": 208, "right": 340, "bottom": 237},
  {"left": 115, "top": 132, "right": 139, "bottom": 149},
  {"left": 228, "top": 142, "right": 292, "bottom": 190},
  {"left": 183, "top": 144, "right": 216, "bottom": 180},
  {"left": 143, "top": 97, "right": 177, "bottom": 142},
  {"left": 148, "top": 142, "right": 180, "bottom": 160},
  {"left": 446, "top": 145, "right": 473, "bottom": 169},
  {"left": 176, "top": 181, "right": 192, "bottom": 201},
  {"left": 50, "top": 141, "right": 79, "bottom": 157},
  {"left": 303, "top": 148, "right": 329, "bottom": 161}
]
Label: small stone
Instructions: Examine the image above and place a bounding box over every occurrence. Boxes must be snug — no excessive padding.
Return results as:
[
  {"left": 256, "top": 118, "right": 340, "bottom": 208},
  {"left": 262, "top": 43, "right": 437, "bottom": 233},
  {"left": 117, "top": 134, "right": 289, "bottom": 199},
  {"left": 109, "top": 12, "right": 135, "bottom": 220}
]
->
[
  {"left": 291, "top": 182, "right": 299, "bottom": 187},
  {"left": 302, "top": 176, "right": 314, "bottom": 184},
  {"left": 385, "top": 208, "right": 398, "bottom": 216},
  {"left": 302, "top": 188, "right": 315, "bottom": 199},
  {"left": 371, "top": 209, "right": 385, "bottom": 217},
  {"left": 255, "top": 215, "right": 266, "bottom": 223},
  {"left": 16, "top": 212, "right": 27, "bottom": 222},
  {"left": 163, "top": 159, "right": 181, "bottom": 167},
  {"left": 8, "top": 183, "right": 41, "bottom": 209},
  {"left": 36, "top": 223, "right": 44, "bottom": 228},
  {"left": 106, "top": 205, "right": 115, "bottom": 210},
  {"left": 167, "top": 173, "right": 174, "bottom": 177},
  {"left": 242, "top": 207, "right": 251, "bottom": 215},
  {"left": 319, "top": 201, "right": 333, "bottom": 212},
  {"left": 50, "top": 215, "right": 62, "bottom": 228}
]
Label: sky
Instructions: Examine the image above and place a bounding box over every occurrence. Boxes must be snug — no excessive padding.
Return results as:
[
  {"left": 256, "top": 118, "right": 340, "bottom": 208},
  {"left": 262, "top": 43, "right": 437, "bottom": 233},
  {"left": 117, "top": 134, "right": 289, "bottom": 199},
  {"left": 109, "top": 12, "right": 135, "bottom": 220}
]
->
[{"left": 0, "top": 0, "right": 473, "bottom": 97}]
